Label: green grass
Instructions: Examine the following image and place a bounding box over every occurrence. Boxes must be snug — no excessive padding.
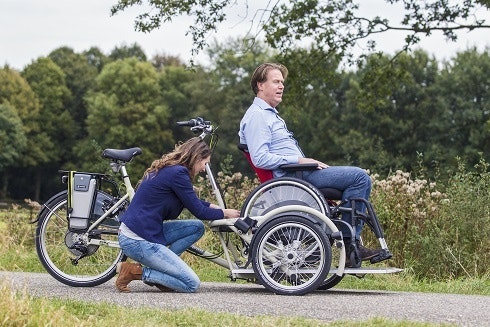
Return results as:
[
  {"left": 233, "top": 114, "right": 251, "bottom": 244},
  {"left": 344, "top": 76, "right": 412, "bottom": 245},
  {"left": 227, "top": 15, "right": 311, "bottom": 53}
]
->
[{"left": 1, "top": 281, "right": 455, "bottom": 327}]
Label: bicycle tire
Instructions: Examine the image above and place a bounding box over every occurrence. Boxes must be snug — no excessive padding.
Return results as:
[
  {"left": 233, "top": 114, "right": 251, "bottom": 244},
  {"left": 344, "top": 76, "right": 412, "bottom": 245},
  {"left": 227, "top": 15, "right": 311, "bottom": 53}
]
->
[
  {"left": 251, "top": 214, "right": 331, "bottom": 295},
  {"left": 35, "top": 191, "right": 126, "bottom": 287}
]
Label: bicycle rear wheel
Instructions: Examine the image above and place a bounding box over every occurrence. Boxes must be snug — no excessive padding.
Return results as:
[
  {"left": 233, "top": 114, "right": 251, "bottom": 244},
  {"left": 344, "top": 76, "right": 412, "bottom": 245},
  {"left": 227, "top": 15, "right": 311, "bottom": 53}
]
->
[{"left": 35, "top": 191, "right": 125, "bottom": 287}]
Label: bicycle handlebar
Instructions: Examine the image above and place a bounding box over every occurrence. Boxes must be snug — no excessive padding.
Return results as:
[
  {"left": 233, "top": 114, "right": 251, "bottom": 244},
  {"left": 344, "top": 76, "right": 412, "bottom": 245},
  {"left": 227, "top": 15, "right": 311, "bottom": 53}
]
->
[
  {"left": 176, "top": 117, "right": 211, "bottom": 127},
  {"left": 177, "top": 117, "right": 214, "bottom": 139}
]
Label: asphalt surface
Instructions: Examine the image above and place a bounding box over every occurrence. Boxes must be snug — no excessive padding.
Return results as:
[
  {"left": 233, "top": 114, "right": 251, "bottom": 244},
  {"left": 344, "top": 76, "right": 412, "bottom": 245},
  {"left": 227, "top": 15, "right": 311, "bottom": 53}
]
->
[{"left": 2, "top": 271, "right": 489, "bottom": 326}]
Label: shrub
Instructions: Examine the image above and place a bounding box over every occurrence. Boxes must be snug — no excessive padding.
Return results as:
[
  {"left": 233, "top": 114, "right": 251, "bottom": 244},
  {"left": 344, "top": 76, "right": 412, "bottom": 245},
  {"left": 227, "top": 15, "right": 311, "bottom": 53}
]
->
[{"left": 370, "top": 157, "right": 490, "bottom": 280}]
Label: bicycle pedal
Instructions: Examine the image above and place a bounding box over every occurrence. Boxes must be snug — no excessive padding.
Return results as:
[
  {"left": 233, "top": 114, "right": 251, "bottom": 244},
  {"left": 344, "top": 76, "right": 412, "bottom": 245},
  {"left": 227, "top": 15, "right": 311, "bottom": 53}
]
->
[{"left": 370, "top": 249, "right": 393, "bottom": 264}]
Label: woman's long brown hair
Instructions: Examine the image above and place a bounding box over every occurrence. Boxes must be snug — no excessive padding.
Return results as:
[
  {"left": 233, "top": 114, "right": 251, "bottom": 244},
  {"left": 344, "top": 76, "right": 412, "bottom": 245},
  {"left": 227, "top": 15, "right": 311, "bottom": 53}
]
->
[{"left": 143, "top": 137, "right": 211, "bottom": 180}]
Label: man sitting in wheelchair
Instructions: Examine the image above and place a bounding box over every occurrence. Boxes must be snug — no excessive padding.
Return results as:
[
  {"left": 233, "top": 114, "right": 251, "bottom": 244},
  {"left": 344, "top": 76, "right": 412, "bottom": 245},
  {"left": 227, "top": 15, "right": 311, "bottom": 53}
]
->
[{"left": 239, "top": 62, "right": 387, "bottom": 266}]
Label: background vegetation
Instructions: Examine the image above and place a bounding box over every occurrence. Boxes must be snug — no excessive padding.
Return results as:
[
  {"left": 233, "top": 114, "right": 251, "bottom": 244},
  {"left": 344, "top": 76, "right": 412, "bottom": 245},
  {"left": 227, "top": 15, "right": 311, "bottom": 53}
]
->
[
  {"left": 1, "top": 41, "right": 489, "bottom": 202},
  {"left": 1, "top": 35, "right": 489, "bottom": 284},
  {"left": 1, "top": 1, "right": 489, "bottom": 325}
]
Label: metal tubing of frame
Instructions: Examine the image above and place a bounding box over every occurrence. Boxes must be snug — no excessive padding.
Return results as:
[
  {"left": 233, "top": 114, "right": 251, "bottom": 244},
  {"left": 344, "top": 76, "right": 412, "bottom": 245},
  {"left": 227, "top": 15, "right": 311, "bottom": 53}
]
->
[
  {"left": 86, "top": 193, "right": 129, "bottom": 234},
  {"left": 119, "top": 165, "right": 135, "bottom": 201},
  {"left": 205, "top": 163, "right": 225, "bottom": 208},
  {"left": 217, "top": 232, "right": 239, "bottom": 276}
]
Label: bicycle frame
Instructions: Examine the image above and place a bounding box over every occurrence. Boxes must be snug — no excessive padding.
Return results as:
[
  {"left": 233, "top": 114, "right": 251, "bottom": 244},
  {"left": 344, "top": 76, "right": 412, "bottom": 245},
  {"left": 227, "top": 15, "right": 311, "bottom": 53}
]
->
[{"left": 82, "top": 163, "right": 135, "bottom": 249}]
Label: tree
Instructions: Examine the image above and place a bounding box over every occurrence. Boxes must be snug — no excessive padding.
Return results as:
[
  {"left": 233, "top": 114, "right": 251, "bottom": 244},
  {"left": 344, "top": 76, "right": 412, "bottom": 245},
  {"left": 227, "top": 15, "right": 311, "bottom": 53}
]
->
[
  {"left": 48, "top": 47, "right": 99, "bottom": 139},
  {"left": 185, "top": 38, "right": 273, "bottom": 172},
  {"left": 275, "top": 47, "right": 344, "bottom": 162},
  {"left": 151, "top": 52, "right": 185, "bottom": 71},
  {"left": 437, "top": 48, "right": 490, "bottom": 165},
  {"left": 81, "top": 58, "right": 173, "bottom": 176},
  {"left": 83, "top": 46, "right": 109, "bottom": 72},
  {"left": 21, "top": 57, "right": 75, "bottom": 200},
  {"left": 111, "top": 0, "right": 490, "bottom": 64},
  {"left": 0, "top": 66, "right": 42, "bottom": 199},
  {"left": 109, "top": 43, "right": 147, "bottom": 62},
  {"left": 337, "top": 50, "right": 451, "bottom": 175},
  {"left": 0, "top": 103, "right": 27, "bottom": 198}
]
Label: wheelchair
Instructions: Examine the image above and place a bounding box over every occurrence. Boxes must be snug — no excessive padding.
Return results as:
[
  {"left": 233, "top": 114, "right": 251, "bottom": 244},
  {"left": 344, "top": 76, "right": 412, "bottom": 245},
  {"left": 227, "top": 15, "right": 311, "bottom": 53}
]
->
[{"left": 238, "top": 144, "right": 394, "bottom": 290}]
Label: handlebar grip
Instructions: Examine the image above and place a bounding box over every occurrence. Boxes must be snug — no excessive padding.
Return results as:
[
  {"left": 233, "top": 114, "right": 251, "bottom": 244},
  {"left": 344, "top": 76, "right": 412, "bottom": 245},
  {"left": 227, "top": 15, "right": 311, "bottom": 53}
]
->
[
  {"left": 176, "top": 120, "right": 196, "bottom": 127},
  {"left": 176, "top": 117, "right": 211, "bottom": 127}
]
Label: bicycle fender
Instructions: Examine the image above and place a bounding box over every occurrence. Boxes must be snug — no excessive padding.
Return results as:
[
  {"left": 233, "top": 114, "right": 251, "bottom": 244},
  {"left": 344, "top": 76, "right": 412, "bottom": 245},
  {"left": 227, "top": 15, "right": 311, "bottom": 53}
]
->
[{"left": 30, "top": 190, "right": 67, "bottom": 224}]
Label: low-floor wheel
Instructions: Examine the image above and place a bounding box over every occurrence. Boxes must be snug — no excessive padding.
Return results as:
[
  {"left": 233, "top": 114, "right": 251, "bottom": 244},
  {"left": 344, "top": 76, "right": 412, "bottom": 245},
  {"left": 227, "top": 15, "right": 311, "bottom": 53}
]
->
[
  {"left": 35, "top": 191, "right": 125, "bottom": 287},
  {"left": 251, "top": 214, "right": 331, "bottom": 295}
]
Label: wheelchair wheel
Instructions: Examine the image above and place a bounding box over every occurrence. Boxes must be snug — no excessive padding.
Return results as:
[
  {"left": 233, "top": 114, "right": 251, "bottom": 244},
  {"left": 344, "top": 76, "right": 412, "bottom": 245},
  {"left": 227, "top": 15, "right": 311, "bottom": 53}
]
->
[
  {"left": 35, "top": 191, "right": 125, "bottom": 287},
  {"left": 251, "top": 213, "right": 331, "bottom": 295},
  {"left": 241, "top": 177, "right": 329, "bottom": 217}
]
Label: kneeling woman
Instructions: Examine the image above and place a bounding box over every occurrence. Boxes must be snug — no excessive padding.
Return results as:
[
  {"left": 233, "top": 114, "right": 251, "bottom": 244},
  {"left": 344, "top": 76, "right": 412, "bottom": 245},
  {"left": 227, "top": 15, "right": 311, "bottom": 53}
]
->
[{"left": 116, "top": 137, "right": 240, "bottom": 293}]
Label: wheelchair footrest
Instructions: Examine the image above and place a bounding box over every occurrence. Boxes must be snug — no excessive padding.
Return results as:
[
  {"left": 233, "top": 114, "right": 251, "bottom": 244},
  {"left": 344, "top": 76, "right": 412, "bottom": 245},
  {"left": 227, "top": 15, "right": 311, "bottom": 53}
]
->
[
  {"left": 338, "top": 267, "right": 403, "bottom": 275},
  {"left": 370, "top": 249, "right": 393, "bottom": 264}
]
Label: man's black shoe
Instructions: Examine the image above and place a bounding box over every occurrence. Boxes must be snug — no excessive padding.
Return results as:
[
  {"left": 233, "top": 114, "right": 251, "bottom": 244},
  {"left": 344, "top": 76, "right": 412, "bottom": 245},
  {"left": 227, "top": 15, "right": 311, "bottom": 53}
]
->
[{"left": 358, "top": 244, "right": 383, "bottom": 261}]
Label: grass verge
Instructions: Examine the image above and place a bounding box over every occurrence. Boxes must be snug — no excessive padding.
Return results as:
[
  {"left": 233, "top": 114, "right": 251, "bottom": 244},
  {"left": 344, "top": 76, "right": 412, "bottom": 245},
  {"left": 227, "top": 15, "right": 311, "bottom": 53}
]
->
[{"left": 0, "top": 281, "right": 454, "bottom": 327}]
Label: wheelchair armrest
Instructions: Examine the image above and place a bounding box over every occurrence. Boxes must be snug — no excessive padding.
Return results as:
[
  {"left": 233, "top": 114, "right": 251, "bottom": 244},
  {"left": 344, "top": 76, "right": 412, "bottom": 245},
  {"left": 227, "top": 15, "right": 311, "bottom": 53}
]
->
[{"left": 279, "top": 163, "right": 318, "bottom": 171}]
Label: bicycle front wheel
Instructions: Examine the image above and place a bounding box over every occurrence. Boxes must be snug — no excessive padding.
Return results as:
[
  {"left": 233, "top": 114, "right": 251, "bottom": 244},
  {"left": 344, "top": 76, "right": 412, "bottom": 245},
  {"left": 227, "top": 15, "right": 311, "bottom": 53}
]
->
[
  {"left": 251, "top": 214, "right": 331, "bottom": 295},
  {"left": 35, "top": 191, "right": 125, "bottom": 287}
]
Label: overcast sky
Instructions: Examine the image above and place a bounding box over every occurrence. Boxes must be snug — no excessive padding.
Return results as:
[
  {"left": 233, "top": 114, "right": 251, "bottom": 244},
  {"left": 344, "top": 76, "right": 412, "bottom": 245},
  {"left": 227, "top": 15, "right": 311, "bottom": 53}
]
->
[{"left": 1, "top": 0, "right": 489, "bottom": 71}]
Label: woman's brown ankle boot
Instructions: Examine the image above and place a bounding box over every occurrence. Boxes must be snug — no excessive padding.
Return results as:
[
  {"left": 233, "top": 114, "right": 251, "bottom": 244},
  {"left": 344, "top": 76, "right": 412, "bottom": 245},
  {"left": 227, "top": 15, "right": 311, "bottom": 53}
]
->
[{"left": 115, "top": 262, "right": 143, "bottom": 292}]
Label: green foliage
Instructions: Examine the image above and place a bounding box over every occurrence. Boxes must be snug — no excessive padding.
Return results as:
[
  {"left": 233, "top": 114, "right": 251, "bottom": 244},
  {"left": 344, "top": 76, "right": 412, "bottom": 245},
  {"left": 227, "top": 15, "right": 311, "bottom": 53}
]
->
[
  {"left": 21, "top": 57, "right": 78, "bottom": 199},
  {"left": 109, "top": 42, "right": 147, "bottom": 62},
  {"left": 111, "top": 0, "right": 231, "bottom": 61},
  {"left": 337, "top": 51, "right": 447, "bottom": 174},
  {"left": 48, "top": 46, "right": 101, "bottom": 140},
  {"left": 369, "top": 156, "right": 490, "bottom": 280},
  {"left": 0, "top": 202, "right": 43, "bottom": 272},
  {"left": 1, "top": 40, "right": 489, "bottom": 206},
  {"left": 437, "top": 48, "right": 490, "bottom": 165},
  {"left": 420, "top": 156, "right": 490, "bottom": 279},
  {"left": 0, "top": 66, "right": 41, "bottom": 167},
  {"left": 0, "top": 103, "right": 26, "bottom": 171},
  {"left": 82, "top": 58, "right": 174, "bottom": 177},
  {"left": 275, "top": 47, "right": 343, "bottom": 162}
]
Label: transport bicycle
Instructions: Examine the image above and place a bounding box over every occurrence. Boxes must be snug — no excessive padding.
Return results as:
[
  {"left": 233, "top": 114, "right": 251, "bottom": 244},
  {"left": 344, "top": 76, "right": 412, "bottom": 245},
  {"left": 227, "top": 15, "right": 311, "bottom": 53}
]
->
[{"left": 34, "top": 117, "right": 401, "bottom": 295}]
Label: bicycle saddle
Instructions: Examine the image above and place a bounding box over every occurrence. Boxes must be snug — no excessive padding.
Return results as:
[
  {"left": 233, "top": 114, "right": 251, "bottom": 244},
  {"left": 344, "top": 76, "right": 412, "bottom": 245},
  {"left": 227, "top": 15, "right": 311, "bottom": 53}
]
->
[{"left": 102, "top": 147, "right": 142, "bottom": 162}]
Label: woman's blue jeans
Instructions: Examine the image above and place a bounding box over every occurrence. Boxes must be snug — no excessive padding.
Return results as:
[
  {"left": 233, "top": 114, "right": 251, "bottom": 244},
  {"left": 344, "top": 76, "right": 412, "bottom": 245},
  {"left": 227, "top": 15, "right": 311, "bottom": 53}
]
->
[
  {"left": 118, "top": 219, "right": 205, "bottom": 293},
  {"left": 300, "top": 166, "right": 372, "bottom": 239}
]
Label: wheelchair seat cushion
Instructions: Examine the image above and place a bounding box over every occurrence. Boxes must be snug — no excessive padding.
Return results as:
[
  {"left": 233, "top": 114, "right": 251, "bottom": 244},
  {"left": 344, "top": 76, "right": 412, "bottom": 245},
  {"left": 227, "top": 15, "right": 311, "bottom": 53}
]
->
[{"left": 318, "top": 188, "right": 343, "bottom": 200}]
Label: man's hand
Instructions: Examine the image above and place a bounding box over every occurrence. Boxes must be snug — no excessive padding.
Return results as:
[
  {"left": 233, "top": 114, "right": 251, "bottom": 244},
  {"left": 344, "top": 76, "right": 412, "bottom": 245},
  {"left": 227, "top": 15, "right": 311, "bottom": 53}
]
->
[{"left": 298, "top": 157, "right": 329, "bottom": 169}]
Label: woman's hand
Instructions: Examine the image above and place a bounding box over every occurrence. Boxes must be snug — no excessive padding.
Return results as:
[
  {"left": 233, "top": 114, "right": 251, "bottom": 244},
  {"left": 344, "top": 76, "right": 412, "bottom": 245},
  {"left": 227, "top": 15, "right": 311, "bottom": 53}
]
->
[
  {"left": 210, "top": 204, "right": 240, "bottom": 218},
  {"left": 223, "top": 208, "right": 240, "bottom": 219}
]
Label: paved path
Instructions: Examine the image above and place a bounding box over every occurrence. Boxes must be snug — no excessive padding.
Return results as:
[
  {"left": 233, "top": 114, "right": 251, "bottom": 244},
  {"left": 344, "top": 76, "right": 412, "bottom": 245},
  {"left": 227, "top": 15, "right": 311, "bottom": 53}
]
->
[{"left": 2, "top": 271, "right": 489, "bottom": 326}]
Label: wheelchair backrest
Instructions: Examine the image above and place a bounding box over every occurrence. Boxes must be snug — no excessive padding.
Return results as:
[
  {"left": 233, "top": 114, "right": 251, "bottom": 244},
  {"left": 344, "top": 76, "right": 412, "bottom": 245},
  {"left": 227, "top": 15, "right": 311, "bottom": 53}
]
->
[{"left": 237, "top": 144, "right": 274, "bottom": 183}]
